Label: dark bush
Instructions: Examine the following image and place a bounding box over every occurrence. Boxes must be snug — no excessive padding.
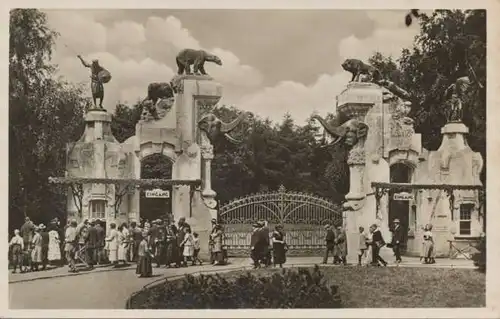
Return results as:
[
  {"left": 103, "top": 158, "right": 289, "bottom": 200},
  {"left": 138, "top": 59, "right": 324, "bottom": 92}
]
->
[
  {"left": 472, "top": 235, "right": 486, "bottom": 272},
  {"left": 128, "top": 265, "right": 342, "bottom": 309}
]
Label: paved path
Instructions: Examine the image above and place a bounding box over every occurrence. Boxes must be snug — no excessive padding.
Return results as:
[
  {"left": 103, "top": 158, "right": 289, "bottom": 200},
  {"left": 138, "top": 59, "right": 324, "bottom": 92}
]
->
[{"left": 9, "top": 256, "right": 474, "bottom": 309}]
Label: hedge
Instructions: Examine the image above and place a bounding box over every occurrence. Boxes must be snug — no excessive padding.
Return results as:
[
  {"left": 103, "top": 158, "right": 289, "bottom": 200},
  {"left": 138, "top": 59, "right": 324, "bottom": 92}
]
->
[{"left": 128, "top": 265, "right": 342, "bottom": 309}]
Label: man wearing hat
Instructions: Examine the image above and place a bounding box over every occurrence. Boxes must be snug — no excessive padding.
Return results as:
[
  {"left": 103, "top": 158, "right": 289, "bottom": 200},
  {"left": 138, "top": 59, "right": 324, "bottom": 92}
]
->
[
  {"left": 390, "top": 218, "right": 404, "bottom": 263},
  {"left": 322, "top": 224, "right": 336, "bottom": 264},
  {"left": 209, "top": 218, "right": 218, "bottom": 264},
  {"left": 250, "top": 222, "right": 264, "bottom": 269},
  {"left": 65, "top": 220, "right": 78, "bottom": 272},
  {"left": 87, "top": 219, "right": 99, "bottom": 269},
  {"left": 148, "top": 220, "right": 158, "bottom": 263},
  {"left": 94, "top": 219, "right": 106, "bottom": 264}
]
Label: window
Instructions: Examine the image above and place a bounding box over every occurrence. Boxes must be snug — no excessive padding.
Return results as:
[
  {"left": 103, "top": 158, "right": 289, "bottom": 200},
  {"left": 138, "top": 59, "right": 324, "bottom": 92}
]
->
[
  {"left": 459, "top": 204, "right": 474, "bottom": 235},
  {"left": 90, "top": 200, "right": 106, "bottom": 219}
]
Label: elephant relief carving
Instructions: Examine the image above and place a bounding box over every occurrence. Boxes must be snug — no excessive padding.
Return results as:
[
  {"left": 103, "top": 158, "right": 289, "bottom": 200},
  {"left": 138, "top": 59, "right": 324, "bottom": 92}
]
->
[
  {"left": 312, "top": 116, "right": 369, "bottom": 148},
  {"left": 198, "top": 112, "right": 249, "bottom": 146}
]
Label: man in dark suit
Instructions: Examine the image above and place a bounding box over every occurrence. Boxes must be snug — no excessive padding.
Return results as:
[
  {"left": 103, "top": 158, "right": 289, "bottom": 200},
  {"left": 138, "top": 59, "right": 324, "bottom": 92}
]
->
[
  {"left": 322, "top": 224, "right": 335, "bottom": 264},
  {"left": 95, "top": 219, "right": 106, "bottom": 264},
  {"left": 259, "top": 221, "right": 271, "bottom": 266},
  {"left": 86, "top": 220, "right": 99, "bottom": 269},
  {"left": 370, "top": 224, "right": 387, "bottom": 267},
  {"left": 250, "top": 223, "right": 263, "bottom": 269},
  {"left": 20, "top": 217, "right": 34, "bottom": 252},
  {"left": 390, "top": 218, "right": 404, "bottom": 263}
]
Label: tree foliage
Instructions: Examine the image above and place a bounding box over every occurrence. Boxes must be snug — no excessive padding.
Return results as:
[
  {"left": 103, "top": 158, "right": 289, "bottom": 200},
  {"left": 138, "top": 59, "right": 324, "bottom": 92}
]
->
[
  {"left": 9, "top": 9, "right": 90, "bottom": 231},
  {"left": 374, "top": 10, "right": 486, "bottom": 184}
]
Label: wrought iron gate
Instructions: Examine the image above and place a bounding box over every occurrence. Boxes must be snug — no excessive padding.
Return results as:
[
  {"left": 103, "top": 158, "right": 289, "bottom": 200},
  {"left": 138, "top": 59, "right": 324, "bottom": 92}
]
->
[{"left": 219, "top": 185, "right": 343, "bottom": 256}]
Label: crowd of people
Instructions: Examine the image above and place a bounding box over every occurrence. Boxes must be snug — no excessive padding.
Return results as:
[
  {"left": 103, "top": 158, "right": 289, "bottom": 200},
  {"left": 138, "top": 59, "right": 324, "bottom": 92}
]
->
[
  {"left": 8, "top": 216, "right": 227, "bottom": 277},
  {"left": 8, "top": 216, "right": 437, "bottom": 275}
]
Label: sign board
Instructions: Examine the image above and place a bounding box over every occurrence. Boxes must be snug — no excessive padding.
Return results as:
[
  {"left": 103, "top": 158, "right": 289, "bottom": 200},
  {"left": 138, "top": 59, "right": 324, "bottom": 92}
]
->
[
  {"left": 145, "top": 189, "right": 170, "bottom": 198},
  {"left": 393, "top": 192, "right": 414, "bottom": 201}
]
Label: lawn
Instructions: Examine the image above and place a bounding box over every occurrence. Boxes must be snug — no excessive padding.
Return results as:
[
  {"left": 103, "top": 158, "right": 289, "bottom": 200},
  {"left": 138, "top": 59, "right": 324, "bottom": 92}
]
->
[
  {"left": 128, "top": 266, "right": 485, "bottom": 308},
  {"left": 242, "top": 266, "right": 486, "bottom": 308}
]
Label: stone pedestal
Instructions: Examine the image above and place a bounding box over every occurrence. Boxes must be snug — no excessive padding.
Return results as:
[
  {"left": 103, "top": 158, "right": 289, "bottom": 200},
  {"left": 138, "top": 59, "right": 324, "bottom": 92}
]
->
[{"left": 66, "top": 109, "right": 124, "bottom": 231}]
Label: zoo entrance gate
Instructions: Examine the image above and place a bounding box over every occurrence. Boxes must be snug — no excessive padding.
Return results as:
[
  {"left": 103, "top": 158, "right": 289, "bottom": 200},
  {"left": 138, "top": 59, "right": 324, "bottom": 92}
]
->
[{"left": 219, "top": 186, "right": 343, "bottom": 256}]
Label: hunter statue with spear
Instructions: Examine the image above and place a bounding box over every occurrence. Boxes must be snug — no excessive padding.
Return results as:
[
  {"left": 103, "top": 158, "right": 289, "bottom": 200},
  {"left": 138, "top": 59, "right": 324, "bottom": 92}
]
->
[{"left": 77, "top": 55, "right": 112, "bottom": 108}]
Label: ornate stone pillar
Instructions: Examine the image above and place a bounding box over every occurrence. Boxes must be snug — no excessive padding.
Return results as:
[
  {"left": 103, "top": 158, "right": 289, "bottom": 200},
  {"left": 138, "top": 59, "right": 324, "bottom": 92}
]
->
[
  {"left": 336, "top": 82, "right": 383, "bottom": 264},
  {"left": 171, "top": 75, "right": 222, "bottom": 258}
]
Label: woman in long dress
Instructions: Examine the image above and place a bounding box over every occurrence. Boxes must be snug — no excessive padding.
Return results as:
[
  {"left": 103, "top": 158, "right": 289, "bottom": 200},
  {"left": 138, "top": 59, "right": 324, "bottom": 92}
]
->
[
  {"left": 210, "top": 224, "right": 224, "bottom": 265},
  {"left": 181, "top": 227, "right": 194, "bottom": 267},
  {"left": 106, "top": 223, "right": 119, "bottom": 267},
  {"left": 136, "top": 232, "right": 153, "bottom": 278},
  {"left": 31, "top": 227, "right": 43, "bottom": 271},
  {"left": 117, "top": 224, "right": 129, "bottom": 266},
  {"left": 47, "top": 225, "right": 62, "bottom": 265},
  {"left": 272, "top": 225, "right": 287, "bottom": 268},
  {"left": 165, "top": 224, "right": 178, "bottom": 268}
]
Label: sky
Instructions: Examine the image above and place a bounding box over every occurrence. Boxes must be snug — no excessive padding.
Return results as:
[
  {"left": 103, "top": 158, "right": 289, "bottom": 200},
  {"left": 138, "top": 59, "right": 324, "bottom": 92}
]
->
[{"left": 45, "top": 9, "right": 421, "bottom": 124}]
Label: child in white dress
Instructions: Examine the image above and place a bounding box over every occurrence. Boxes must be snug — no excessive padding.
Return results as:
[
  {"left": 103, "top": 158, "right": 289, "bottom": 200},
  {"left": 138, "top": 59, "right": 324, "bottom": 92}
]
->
[
  {"left": 181, "top": 227, "right": 194, "bottom": 267},
  {"left": 421, "top": 224, "right": 435, "bottom": 264}
]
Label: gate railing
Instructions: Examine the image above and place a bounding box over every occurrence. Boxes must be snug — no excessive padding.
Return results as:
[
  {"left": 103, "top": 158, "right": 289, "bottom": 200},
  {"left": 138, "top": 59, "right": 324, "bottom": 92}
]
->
[{"left": 219, "top": 185, "right": 342, "bottom": 256}]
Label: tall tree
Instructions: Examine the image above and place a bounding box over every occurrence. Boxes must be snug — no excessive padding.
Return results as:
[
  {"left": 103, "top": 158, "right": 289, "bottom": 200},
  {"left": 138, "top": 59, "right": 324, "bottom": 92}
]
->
[
  {"left": 368, "top": 10, "right": 485, "bottom": 184},
  {"left": 9, "top": 9, "right": 90, "bottom": 231},
  {"left": 398, "top": 10, "right": 486, "bottom": 183}
]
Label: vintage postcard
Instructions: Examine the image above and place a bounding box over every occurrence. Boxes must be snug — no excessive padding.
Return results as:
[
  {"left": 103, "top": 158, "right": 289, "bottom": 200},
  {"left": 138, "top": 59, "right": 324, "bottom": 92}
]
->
[{"left": 2, "top": 0, "right": 499, "bottom": 318}]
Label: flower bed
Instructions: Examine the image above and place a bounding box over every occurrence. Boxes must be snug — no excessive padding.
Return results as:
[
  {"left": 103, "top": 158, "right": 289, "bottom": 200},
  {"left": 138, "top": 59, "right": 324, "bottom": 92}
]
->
[{"left": 127, "top": 265, "right": 341, "bottom": 309}]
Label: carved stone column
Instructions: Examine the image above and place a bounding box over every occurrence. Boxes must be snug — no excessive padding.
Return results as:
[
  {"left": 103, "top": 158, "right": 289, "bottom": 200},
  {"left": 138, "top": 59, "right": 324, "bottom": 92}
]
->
[
  {"left": 200, "top": 133, "right": 216, "bottom": 202},
  {"left": 345, "top": 144, "right": 366, "bottom": 208}
]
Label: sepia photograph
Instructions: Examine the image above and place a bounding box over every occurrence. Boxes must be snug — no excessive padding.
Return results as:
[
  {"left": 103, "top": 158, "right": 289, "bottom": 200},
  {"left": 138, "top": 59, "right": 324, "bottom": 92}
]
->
[{"left": 3, "top": 3, "right": 497, "bottom": 316}]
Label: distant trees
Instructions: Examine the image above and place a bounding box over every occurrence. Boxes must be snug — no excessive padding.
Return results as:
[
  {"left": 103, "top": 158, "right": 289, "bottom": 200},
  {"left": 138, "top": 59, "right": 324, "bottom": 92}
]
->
[{"left": 110, "top": 103, "right": 350, "bottom": 205}]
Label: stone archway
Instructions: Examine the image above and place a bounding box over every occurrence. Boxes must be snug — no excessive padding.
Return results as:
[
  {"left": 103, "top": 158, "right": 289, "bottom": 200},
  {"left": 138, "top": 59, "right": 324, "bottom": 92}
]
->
[
  {"left": 388, "top": 162, "right": 414, "bottom": 251},
  {"left": 139, "top": 153, "right": 174, "bottom": 223}
]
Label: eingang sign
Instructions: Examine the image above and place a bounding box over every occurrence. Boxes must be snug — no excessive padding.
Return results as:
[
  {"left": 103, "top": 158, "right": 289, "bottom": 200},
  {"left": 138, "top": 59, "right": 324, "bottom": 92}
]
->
[
  {"left": 145, "top": 188, "right": 170, "bottom": 198},
  {"left": 393, "top": 192, "right": 414, "bottom": 201}
]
